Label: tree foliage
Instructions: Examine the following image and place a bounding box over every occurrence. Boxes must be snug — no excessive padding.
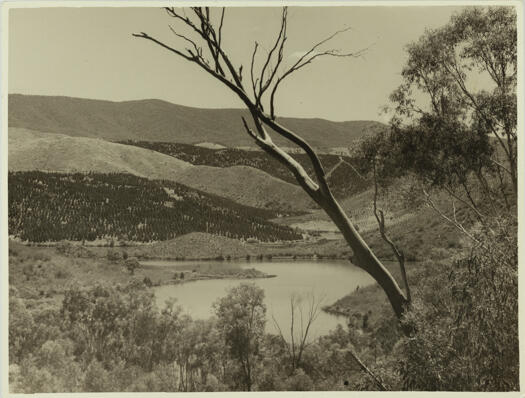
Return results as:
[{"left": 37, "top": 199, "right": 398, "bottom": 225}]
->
[
  {"left": 354, "top": 6, "right": 519, "bottom": 391},
  {"left": 360, "top": 6, "right": 517, "bottom": 218},
  {"left": 398, "top": 218, "right": 518, "bottom": 390},
  {"left": 214, "top": 283, "right": 266, "bottom": 390}
]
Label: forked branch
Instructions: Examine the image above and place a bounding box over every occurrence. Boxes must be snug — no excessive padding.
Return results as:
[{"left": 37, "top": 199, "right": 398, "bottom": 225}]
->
[
  {"left": 241, "top": 116, "right": 321, "bottom": 204},
  {"left": 269, "top": 26, "right": 366, "bottom": 119}
]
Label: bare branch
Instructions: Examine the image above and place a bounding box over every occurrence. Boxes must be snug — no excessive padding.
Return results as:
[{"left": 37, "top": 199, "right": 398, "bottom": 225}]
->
[
  {"left": 192, "top": 7, "right": 244, "bottom": 88},
  {"left": 257, "top": 113, "right": 332, "bottom": 197},
  {"left": 292, "top": 26, "right": 353, "bottom": 69},
  {"left": 218, "top": 7, "right": 225, "bottom": 47},
  {"left": 166, "top": 7, "right": 242, "bottom": 83},
  {"left": 326, "top": 156, "right": 368, "bottom": 182},
  {"left": 423, "top": 189, "right": 481, "bottom": 246},
  {"left": 372, "top": 161, "right": 411, "bottom": 303},
  {"left": 268, "top": 27, "right": 367, "bottom": 119},
  {"left": 271, "top": 313, "right": 293, "bottom": 360},
  {"left": 442, "top": 185, "right": 485, "bottom": 221},
  {"left": 250, "top": 42, "right": 260, "bottom": 101},
  {"left": 344, "top": 348, "right": 389, "bottom": 391},
  {"left": 165, "top": 7, "right": 204, "bottom": 38},
  {"left": 296, "top": 293, "right": 323, "bottom": 366},
  {"left": 168, "top": 25, "right": 203, "bottom": 60},
  {"left": 133, "top": 32, "right": 196, "bottom": 61},
  {"left": 165, "top": 7, "right": 222, "bottom": 74},
  {"left": 489, "top": 157, "right": 512, "bottom": 176},
  {"left": 257, "top": 7, "right": 288, "bottom": 108},
  {"left": 197, "top": 7, "right": 225, "bottom": 75}
]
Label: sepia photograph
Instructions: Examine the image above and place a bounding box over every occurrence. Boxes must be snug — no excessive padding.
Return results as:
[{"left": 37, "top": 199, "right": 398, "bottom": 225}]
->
[{"left": 1, "top": 0, "right": 522, "bottom": 394}]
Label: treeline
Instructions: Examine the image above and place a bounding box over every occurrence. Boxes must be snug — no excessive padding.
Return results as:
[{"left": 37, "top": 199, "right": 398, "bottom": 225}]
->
[
  {"left": 118, "top": 141, "right": 370, "bottom": 198},
  {"left": 8, "top": 171, "right": 302, "bottom": 243}
]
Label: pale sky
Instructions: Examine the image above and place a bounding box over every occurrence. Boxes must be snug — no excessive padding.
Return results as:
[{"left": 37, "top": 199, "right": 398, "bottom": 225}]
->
[{"left": 8, "top": 5, "right": 465, "bottom": 122}]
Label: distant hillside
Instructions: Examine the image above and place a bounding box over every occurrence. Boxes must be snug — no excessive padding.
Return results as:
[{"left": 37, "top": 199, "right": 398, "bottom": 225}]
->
[
  {"left": 8, "top": 172, "right": 302, "bottom": 243},
  {"left": 173, "top": 165, "right": 314, "bottom": 212},
  {"left": 9, "top": 128, "right": 315, "bottom": 212},
  {"left": 8, "top": 94, "right": 385, "bottom": 149},
  {"left": 119, "top": 140, "right": 371, "bottom": 198},
  {"left": 9, "top": 128, "right": 192, "bottom": 179}
]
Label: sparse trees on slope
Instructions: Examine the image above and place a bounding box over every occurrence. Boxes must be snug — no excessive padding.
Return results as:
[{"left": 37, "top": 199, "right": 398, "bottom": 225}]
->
[{"left": 133, "top": 6, "right": 410, "bottom": 323}]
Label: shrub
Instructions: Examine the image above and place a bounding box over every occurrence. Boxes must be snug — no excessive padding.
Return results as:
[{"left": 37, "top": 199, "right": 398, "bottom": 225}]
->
[
  {"left": 124, "top": 258, "right": 140, "bottom": 275},
  {"left": 106, "top": 250, "right": 121, "bottom": 262},
  {"left": 54, "top": 268, "right": 70, "bottom": 279}
]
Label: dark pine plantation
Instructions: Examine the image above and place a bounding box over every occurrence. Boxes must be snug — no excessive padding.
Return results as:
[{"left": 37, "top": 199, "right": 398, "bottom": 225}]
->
[{"left": 8, "top": 171, "right": 303, "bottom": 243}]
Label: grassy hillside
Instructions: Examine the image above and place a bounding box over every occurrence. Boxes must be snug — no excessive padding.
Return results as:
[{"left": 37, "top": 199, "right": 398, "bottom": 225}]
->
[
  {"left": 9, "top": 128, "right": 192, "bottom": 179},
  {"left": 173, "top": 165, "right": 314, "bottom": 211},
  {"left": 8, "top": 171, "right": 303, "bottom": 243},
  {"left": 119, "top": 140, "right": 371, "bottom": 198},
  {"left": 8, "top": 94, "right": 385, "bottom": 149}
]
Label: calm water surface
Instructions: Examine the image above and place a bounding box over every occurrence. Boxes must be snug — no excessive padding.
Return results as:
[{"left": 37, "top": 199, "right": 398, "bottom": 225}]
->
[{"left": 151, "top": 260, "right": 374, "bottom": 338}]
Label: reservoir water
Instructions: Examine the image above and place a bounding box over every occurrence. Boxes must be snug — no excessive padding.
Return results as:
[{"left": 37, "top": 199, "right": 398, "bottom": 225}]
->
[{"left": 150, "top": 259, "right": 375, "bottom": 338}]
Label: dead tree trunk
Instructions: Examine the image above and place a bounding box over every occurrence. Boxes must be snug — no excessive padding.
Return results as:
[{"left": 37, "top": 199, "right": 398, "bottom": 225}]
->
[
  {"left": 321, "top": 192, "right": 409, "bottom": 318},
  {"left": 133, "top": 6, "right": 410, "bottom": 324}
]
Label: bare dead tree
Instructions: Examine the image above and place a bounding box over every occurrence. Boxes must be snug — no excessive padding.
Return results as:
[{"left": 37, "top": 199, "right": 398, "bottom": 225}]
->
[
  {"left": 422, "top": 189, "right": 482, "bottom": 248},
  {"left": 272, "top": 293, "right": 323, "bottom": 371},
  {"left": 133, "top": 7, "right": 410, "bottom": 323}
]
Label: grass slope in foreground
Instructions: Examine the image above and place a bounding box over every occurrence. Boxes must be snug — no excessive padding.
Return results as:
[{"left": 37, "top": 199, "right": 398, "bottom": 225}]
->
[{"left": 9, "top": 171, "right": 303, "bottom": 244}]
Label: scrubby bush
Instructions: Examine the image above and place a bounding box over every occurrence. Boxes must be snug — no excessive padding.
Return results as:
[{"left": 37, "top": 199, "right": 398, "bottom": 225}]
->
[
  {"left": 397, "top": 219, "right": 518, "bottom": 391},
  {"left": 106, "top": 250, "right": 122, "bottom": 262},
  {"left": 124, "top": 258, "right": 140, "bottom": 275}
]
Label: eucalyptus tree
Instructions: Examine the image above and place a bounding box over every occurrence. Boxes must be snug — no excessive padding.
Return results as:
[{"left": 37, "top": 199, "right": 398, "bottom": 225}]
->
[
  {"left": 386, "top": 7, "right": 517, "bottom": 206},
  {"left": 213, "top": 283, "right": 266, "bottom": 391}
]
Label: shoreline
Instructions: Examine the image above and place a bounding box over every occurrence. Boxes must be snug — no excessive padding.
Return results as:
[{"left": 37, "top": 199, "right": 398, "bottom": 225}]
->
[
  {"left": 153, "top": 271, "right": 278, "bottom": 287},
  {"left": 8, "top": 239, "right": 373, "bottom": 322}
]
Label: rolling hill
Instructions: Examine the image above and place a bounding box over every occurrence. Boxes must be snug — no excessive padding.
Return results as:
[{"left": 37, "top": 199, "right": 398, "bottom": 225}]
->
[
  {"left": 8, "top": 128, "right": 192, "bottom": 179},
  {"left": 173, "top": 165, "right": 314, "bottom": 212},
  {"left": 117, "top": 140, "right": 371, "bottom": 198},
  {"left": 8, "top": 128, "right": 315, "bottom": 212},
  {"left": 8, "top": 94, "right": 385, "bottom": 149}
]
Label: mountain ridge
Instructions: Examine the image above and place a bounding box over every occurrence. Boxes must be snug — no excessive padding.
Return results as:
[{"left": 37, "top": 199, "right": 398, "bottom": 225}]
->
[{"left": 8, "top": 94, "right": 385, "bottom": 149}]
